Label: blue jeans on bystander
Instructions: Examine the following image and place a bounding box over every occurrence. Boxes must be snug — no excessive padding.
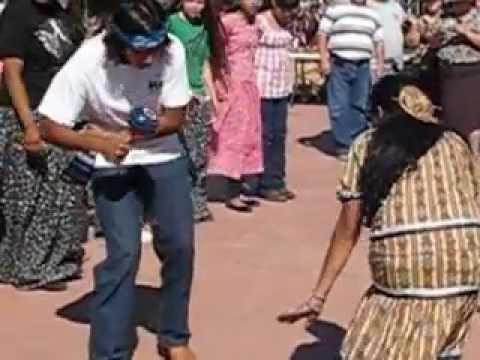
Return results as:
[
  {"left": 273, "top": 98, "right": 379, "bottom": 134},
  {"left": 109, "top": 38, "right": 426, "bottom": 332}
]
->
[
  {"left": 327, "top": 56, "right": 371, "bottom": 153},
  {"left": 259, "top": 97, "right": 289, "bottom": 191}
]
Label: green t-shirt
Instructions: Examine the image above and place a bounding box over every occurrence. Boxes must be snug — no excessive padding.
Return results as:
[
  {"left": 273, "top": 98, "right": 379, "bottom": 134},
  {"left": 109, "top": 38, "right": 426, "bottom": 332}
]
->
[{"left": 167, "top": 12, "right": 211, "bottom": 95}]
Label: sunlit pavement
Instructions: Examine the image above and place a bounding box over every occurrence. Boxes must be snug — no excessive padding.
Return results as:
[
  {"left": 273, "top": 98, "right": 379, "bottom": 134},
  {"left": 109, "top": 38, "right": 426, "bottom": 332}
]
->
[{"left": 2, "top": 104, "right": 479, "bottom": 359}]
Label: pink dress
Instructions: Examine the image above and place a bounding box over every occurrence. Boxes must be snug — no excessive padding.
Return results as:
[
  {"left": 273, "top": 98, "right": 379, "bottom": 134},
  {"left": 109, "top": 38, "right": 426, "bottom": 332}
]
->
[{"left": 208, "top": 14, "right": 263, "bottom": 180}]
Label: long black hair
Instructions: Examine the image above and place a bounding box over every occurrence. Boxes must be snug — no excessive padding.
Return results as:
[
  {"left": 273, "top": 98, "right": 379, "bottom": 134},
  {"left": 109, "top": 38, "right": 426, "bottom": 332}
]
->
[
  {"left": 202, "top": 0, "right": 227, "bottom": 80},
  {"left": 359, "top": 75, "right": 446, "bottom": 227}
]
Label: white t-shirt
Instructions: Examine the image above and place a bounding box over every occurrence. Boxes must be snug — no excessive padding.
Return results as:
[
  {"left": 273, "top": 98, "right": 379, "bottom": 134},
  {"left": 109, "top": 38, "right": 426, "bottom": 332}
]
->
[
  {"left": 319, "top": 4, "right": 384, "bottom": 61},
  {"left": 38, "top": 33, "right": 192, "bottom": 168},
  {"left": 369, "top": 0, "right": 406, "bottom": 66}
]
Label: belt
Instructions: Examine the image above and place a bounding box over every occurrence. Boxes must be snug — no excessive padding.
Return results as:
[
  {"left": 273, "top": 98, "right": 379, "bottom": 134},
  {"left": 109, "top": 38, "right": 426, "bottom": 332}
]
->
[{"left": 332, "top": 55, "right": 370, "bottom": 65}]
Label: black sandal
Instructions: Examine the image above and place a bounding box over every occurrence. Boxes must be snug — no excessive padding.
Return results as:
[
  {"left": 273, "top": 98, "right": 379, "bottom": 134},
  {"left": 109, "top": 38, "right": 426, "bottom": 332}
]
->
[{"left": 226, "top": 198, "right": 252, "bottom": 213}]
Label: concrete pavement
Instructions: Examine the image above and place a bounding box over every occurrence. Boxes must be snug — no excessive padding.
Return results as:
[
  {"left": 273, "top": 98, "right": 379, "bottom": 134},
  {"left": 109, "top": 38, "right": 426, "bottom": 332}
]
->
[{"left": 1, "top": 104, "right": 479, "bottom": 360}]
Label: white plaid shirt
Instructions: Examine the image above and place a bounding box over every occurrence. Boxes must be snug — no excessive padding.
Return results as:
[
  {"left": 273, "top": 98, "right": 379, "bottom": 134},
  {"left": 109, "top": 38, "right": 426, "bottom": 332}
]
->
[{"left": 255, "top": 15, "right": 295, "bottom": 99}]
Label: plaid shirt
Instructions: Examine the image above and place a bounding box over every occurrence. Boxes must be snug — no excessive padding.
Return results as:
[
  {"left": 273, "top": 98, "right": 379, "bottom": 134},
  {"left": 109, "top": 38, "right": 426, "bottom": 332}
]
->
[{"left": 255, "top": 15, "right": 294, "bottom": 99}]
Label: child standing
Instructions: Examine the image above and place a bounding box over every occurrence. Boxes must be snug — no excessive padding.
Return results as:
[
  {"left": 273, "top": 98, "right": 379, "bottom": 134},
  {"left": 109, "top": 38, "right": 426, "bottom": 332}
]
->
[
  {"left": 168, "top": 0, "right": 222, "bottom": 222},
  {"left": 208, "top": 0, "right": 263, "bottom": 213},
  {"left": 255, "top": 0, "right": 298, "bottom": 202}
]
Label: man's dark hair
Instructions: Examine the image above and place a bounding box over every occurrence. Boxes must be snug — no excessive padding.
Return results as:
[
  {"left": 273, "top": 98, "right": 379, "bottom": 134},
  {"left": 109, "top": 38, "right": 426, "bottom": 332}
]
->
[{"left": 104, "top": 0, "right": 170, "bottom": 63}]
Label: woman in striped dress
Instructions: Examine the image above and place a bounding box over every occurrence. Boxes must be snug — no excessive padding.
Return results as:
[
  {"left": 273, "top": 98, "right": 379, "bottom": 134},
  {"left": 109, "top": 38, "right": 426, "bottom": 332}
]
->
[{"left": 278, "top": 75, "right": 480, "bottom": 359}]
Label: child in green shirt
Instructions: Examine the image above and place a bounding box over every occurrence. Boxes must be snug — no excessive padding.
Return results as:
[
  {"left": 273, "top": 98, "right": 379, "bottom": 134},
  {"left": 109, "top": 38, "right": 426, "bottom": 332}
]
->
[{"left": 167, "top": 0, "right": 223, "bottom": 222}]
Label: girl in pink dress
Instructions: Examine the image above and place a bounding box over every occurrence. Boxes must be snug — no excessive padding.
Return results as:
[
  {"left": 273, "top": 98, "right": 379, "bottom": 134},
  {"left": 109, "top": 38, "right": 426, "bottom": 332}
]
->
[{"left": 208, "top": 0, "right": 263, "bottom": 213}]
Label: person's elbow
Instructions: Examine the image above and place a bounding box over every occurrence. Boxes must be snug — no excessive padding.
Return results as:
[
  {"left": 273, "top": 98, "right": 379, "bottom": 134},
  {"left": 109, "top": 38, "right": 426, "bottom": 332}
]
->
[{"left": 336, "top": 200, "right": 362, "bottom": 245}]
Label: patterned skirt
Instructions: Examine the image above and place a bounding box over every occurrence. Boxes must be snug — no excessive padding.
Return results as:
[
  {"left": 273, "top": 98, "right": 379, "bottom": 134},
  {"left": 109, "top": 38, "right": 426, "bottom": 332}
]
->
[
  {"left": 180, "top": 96, "right": 213, "bottom": 221},
  {"left": 0, "top": 108, "right": 88, "bottom": 289},
  {"left": 341, "top": 287, "right": 477, "bottom": 360}
]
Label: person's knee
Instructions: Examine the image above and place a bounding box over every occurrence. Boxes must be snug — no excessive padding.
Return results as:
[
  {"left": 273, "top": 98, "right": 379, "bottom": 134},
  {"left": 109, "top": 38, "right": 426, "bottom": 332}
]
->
[
  {"left": 106, "top": 235, "right": 142, "bottom": 274},
  {"left": 154, "top": 227, "right": 194, "bottom": 263}
]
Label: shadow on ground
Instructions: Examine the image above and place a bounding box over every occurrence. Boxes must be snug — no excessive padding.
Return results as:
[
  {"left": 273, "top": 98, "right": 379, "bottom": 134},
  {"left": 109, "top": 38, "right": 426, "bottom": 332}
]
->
[
  {"left": 298, "top": 130, "right": 337, "bottom": 158},
  {"left": 57, "top": 285, "right": 159, "bottom": 334},
  {"left": 290, "top": 320, "right": 346, "bottom": 360}
]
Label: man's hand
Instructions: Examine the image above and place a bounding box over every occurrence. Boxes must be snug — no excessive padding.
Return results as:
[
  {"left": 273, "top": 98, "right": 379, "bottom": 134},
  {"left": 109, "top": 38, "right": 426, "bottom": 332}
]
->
[
  {"left": 98, "top": 135, "right": 130, "bottom": 163},
  {"left": 320, "top": 58, "right": 331, "bottom": 76}
]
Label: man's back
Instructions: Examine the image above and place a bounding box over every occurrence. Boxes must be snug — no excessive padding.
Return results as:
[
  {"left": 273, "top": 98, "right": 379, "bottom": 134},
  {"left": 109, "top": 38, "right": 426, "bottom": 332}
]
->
[{"left": 369, "top": 0, "right": 406, "bottom": 65}]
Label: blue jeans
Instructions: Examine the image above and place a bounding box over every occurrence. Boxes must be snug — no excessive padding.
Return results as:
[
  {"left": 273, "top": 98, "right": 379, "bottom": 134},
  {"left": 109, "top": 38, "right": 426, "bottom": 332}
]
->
[
  {"left": 327, "top": 56, "right": 371, "bottom": 151},
  {"left": 259, "top": 97, "right": 289, "bottom": 191},
  {"left": 89, "top": 158, "right": 194, "bottom": 360}
]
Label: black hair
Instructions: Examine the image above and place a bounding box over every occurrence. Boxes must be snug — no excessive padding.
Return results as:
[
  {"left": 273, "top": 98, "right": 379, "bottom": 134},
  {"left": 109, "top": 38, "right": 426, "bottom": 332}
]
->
[
  {"left": 359, "top": 75, "right": 447, "bottom": 227},
  {"left": 222, "top": 0, "right": 242, "bottom": 12},
  {"left": 103, "top": 0, "right": 170, "bottom": 63},
  {"left": 273, "top": 0, "right": 300, "bottom": 9},
  {"left": 259, "top": 0, "right": 299, "bottom": 11},
  {"left": 202, "top": 0, "right": 227, "bottom": 80}
]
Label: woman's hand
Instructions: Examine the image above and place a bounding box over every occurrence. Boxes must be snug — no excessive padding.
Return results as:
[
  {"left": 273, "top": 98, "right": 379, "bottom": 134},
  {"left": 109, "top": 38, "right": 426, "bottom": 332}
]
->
[
  {"left": 23, "top": 124, "right": 45, "bottom": 153},
  {"left": 277, "top": 294, "right": 326, "bottom": 324},
  {"left": 279, "top": 201, "right": 362, "bottom": 326}
]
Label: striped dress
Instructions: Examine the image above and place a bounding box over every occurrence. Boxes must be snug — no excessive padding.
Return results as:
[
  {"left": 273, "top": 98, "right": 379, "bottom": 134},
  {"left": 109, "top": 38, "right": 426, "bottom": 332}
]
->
[{"left": 338, "top": 129, "right": 480, "bottom": 359}]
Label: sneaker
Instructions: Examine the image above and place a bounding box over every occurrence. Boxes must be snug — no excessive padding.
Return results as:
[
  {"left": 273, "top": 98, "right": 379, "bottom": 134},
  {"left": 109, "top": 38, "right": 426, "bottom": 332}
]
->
[
  {"left": 258, "top": 189, "right": 288, "bottom": 202},
  {"left": 225, "top": 198, "right": 253, "bottom": 213}
]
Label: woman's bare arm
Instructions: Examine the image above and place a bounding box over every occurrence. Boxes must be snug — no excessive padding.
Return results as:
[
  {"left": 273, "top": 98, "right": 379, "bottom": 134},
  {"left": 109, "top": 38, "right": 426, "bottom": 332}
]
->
[
  {"left": 312, "top": 199, "right": 363, "bottom": 299},
  {"left": 3, "top": 57, "right": 35, "bottom": 129}
]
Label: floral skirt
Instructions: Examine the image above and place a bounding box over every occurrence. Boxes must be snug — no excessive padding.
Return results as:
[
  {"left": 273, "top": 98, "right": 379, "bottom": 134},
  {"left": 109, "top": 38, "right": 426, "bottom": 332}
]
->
[
  {"left": 0, "top": 108, "right": 87, "bottom": 289},
  {"left": 341, "top": 287, "right": 477, "bottom": 360},
  {"left": 180, "top": 96, "right": 213, "bottom": 221}
]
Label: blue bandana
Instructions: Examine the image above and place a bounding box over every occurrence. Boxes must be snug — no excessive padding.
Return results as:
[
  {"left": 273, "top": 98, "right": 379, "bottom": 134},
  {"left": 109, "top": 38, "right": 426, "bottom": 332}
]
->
[{"left": 112, "top": 24, "right": 168, "bottom": 50}]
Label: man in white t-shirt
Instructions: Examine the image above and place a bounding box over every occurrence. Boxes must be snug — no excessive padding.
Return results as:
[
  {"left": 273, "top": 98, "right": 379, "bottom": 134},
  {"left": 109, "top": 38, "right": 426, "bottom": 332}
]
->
[
  {"left": 39, "top": 1, "right": 195, "bottom": 359},
  {"left": 369, "top": 0, "right": 407, "bottom": 81}
]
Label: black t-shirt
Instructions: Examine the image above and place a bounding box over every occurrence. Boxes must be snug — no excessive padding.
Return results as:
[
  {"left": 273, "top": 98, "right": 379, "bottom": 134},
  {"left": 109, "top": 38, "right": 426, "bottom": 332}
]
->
[{"left": 0, "top": 0, "right": 83, "bottom": 109}]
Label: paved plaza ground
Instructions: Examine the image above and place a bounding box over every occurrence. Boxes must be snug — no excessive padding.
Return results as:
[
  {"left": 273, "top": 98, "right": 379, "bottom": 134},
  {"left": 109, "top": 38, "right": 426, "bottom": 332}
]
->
[{"left": 1, "top": 105, "right": 480, "bottom": 359}]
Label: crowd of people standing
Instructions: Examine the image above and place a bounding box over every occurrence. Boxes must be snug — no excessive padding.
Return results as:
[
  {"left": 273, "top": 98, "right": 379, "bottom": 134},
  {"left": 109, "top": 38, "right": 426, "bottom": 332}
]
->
[{"left": 1, "top": 0, "right": 480, "bottom": 359}]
